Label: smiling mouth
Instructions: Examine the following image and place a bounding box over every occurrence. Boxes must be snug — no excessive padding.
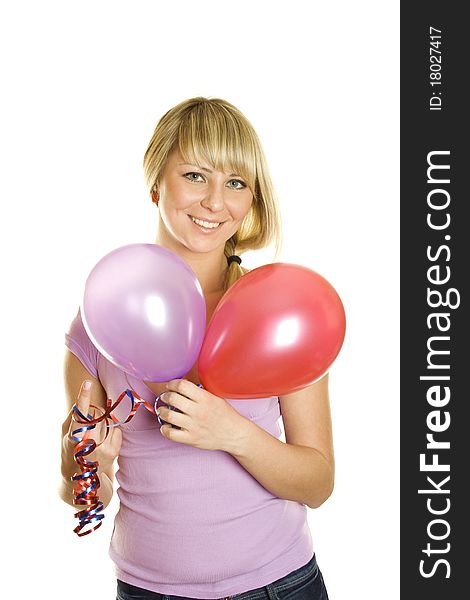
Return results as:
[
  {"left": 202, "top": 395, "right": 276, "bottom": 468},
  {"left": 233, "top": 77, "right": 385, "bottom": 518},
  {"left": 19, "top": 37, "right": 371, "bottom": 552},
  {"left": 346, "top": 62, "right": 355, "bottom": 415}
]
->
[{"left": 188, "top": 215, "right": 224, "bottom": 229}]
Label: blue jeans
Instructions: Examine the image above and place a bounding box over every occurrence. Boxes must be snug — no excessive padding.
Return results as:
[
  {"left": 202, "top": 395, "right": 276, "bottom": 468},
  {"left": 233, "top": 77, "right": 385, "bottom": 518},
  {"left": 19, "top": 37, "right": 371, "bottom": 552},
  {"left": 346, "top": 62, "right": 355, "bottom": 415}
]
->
[{"left": 116, "top": 554, "right": 329, "bottom": 599}]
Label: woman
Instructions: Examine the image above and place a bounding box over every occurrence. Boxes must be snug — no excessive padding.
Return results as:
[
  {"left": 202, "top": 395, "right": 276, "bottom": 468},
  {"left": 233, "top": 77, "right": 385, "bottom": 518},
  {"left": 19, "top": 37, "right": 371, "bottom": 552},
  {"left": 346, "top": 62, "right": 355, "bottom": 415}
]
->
[{"left": 60, "top": 97, "right": 333, "bottom": 599}]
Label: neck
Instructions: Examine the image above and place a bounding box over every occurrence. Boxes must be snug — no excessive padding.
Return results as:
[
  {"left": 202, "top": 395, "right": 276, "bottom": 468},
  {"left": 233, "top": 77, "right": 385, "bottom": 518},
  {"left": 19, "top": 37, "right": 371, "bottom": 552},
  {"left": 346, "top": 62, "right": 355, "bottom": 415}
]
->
[{"left": 155, "top": 225, "right": 227, "bottom": 296}]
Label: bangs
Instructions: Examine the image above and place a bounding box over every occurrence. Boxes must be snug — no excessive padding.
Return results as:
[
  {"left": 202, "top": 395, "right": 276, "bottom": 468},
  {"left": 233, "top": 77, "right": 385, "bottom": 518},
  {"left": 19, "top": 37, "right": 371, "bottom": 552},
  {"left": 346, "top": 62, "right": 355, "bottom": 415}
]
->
[{"left": 176, "top": 103, "right": 258, "bottom": 192}]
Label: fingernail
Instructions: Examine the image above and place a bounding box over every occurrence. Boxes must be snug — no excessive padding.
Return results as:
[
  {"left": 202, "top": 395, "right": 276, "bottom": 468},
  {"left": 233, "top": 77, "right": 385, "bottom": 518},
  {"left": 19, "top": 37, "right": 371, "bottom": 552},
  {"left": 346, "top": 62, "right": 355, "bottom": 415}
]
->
[{"left": 82, "top": 380, "right": 92, "bottom": 391}]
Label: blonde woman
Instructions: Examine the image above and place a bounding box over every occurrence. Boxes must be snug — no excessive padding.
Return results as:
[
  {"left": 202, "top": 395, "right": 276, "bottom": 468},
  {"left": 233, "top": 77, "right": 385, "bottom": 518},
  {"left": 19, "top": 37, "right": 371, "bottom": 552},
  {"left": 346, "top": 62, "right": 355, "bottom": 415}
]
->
[{"left": 60, "top": 97, "right": 333, "bottom": 600}]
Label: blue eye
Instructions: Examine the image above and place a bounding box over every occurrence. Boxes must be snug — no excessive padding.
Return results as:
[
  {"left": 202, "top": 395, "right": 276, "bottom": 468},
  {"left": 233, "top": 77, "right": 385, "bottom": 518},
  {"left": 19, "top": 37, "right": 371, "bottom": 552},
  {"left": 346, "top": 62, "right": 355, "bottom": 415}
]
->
[
  {"left": 184, "top": 172, "right": 205, "bottom": 182},
  {"left": 228, "top": 179, "right": 246, "bottom": 189}
]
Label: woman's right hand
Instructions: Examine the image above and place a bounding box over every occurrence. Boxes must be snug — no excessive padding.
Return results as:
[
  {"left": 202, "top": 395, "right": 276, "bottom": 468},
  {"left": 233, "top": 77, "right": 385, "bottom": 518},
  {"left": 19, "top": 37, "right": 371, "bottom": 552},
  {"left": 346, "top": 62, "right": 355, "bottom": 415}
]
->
[{"left": 60, "top": 379, "right": 122, "bottom": 506}]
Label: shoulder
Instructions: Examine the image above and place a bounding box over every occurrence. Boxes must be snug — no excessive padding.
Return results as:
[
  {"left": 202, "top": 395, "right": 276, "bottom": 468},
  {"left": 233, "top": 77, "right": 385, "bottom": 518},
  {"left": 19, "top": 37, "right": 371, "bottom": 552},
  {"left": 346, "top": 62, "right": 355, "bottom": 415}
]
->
[{"left": 65, "top": 308, "right": 100, "bottom": 378}]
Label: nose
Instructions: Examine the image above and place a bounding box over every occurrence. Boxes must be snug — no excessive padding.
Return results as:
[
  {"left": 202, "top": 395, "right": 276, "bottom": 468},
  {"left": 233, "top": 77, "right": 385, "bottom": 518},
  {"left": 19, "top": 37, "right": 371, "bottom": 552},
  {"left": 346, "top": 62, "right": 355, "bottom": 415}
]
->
[{"left": 200, "top": 182, "right": 226, "bottom": 213}]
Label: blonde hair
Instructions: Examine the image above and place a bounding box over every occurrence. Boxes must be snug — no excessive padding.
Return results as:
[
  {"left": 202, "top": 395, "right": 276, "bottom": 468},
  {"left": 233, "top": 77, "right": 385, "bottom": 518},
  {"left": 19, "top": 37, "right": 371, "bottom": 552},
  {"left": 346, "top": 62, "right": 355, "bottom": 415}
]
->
[{"left": 143, "top": 97, "right": 283, "bottom": 290}]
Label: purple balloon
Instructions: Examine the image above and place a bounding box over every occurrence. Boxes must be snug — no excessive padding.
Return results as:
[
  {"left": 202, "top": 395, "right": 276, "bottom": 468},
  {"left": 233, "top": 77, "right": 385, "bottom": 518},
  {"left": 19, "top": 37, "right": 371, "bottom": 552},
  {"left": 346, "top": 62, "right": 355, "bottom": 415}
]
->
[{"left": 81, "top": 244, "right": 206, "bottom": 382}]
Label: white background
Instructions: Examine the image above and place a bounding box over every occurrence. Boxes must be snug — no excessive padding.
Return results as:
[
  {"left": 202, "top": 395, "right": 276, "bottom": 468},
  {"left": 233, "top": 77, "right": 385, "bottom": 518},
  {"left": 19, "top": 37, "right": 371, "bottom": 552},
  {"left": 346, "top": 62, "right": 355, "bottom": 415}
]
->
[{"left": 0, "top": 1, "right": 399, "bottom": 598}]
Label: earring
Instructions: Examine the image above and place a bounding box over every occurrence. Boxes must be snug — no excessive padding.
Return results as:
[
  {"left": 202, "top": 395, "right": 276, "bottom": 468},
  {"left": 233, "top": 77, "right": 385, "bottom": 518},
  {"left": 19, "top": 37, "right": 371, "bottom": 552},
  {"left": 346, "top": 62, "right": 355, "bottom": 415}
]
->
[{"left": 151, "top": 190, "right": 159, "bottom": 205}]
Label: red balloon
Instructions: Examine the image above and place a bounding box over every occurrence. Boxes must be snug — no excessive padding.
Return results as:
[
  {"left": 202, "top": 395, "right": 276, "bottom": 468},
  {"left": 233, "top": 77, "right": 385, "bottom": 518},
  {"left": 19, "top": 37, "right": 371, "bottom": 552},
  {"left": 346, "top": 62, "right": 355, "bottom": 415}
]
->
[{"left": 198, "top": 263, "right": 346, "bottom": 399}]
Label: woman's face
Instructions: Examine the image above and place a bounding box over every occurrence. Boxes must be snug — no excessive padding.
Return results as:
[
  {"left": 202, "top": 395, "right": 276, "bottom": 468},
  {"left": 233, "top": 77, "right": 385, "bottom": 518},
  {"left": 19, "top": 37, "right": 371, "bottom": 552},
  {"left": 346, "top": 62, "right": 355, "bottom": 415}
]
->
[{"left": 156, "top": 149, "right": 254, "bottom": 253}]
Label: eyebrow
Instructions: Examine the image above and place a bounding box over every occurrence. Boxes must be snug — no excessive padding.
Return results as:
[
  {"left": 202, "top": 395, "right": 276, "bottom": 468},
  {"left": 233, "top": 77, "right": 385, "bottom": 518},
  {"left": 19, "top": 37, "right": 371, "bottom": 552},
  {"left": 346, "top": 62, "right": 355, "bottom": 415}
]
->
[{"left": 177, "top": 162, "right": 241, "bottom": 178}]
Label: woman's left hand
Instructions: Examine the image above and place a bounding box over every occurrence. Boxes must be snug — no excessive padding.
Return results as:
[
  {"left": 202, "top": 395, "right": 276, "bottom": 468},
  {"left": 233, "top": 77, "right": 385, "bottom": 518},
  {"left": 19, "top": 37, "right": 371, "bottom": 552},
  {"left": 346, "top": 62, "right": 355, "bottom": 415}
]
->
[{"left": 157, "top": 379, "right": 249, "bottom": 452}]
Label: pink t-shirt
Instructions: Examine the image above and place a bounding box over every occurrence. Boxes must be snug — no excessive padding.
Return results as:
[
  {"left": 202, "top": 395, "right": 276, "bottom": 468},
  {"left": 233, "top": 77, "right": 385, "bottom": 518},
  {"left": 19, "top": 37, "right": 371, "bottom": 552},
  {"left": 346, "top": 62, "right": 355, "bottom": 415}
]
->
[{"left": 65, "top": 309, "right": 313, "bottom": 599}]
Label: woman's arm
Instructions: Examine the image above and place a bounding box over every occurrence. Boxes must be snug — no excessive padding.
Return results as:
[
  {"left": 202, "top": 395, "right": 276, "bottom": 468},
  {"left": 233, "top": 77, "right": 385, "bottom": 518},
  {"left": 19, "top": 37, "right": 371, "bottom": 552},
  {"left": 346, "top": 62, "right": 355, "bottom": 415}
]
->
[
  {"left": 159, "top": 375, "right": 334, "bottom": 509},
  {"left": 227, "top": 375, "right": 334, "bottom": 509},
  {"left": 59, "top": 351, "right": 121, "bottom": 509}
]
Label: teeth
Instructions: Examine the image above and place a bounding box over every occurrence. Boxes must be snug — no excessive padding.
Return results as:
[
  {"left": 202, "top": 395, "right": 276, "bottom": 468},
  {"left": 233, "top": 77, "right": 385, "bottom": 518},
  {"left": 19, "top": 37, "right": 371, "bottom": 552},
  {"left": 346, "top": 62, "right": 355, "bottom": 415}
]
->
[{"left": 191, "top": 216, "right": 221, "bottom": 229}]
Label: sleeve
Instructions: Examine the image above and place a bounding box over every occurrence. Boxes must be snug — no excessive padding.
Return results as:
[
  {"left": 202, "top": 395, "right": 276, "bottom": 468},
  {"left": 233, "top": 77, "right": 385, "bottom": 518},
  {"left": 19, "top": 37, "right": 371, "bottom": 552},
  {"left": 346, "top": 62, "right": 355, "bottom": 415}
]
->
[{"left": 64, "top": 308, "right": 99, "bottom": 378}]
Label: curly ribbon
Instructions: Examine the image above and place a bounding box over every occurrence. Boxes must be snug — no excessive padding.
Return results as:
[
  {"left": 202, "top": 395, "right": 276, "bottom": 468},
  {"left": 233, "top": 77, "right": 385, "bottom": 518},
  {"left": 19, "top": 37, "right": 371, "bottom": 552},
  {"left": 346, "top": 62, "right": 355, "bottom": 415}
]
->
[
  {"left": 70, "top": 388, "right": 154, "bottom": 536},
  {"left": 70, "top": 408, "right": 106, "bottom": 536}
]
